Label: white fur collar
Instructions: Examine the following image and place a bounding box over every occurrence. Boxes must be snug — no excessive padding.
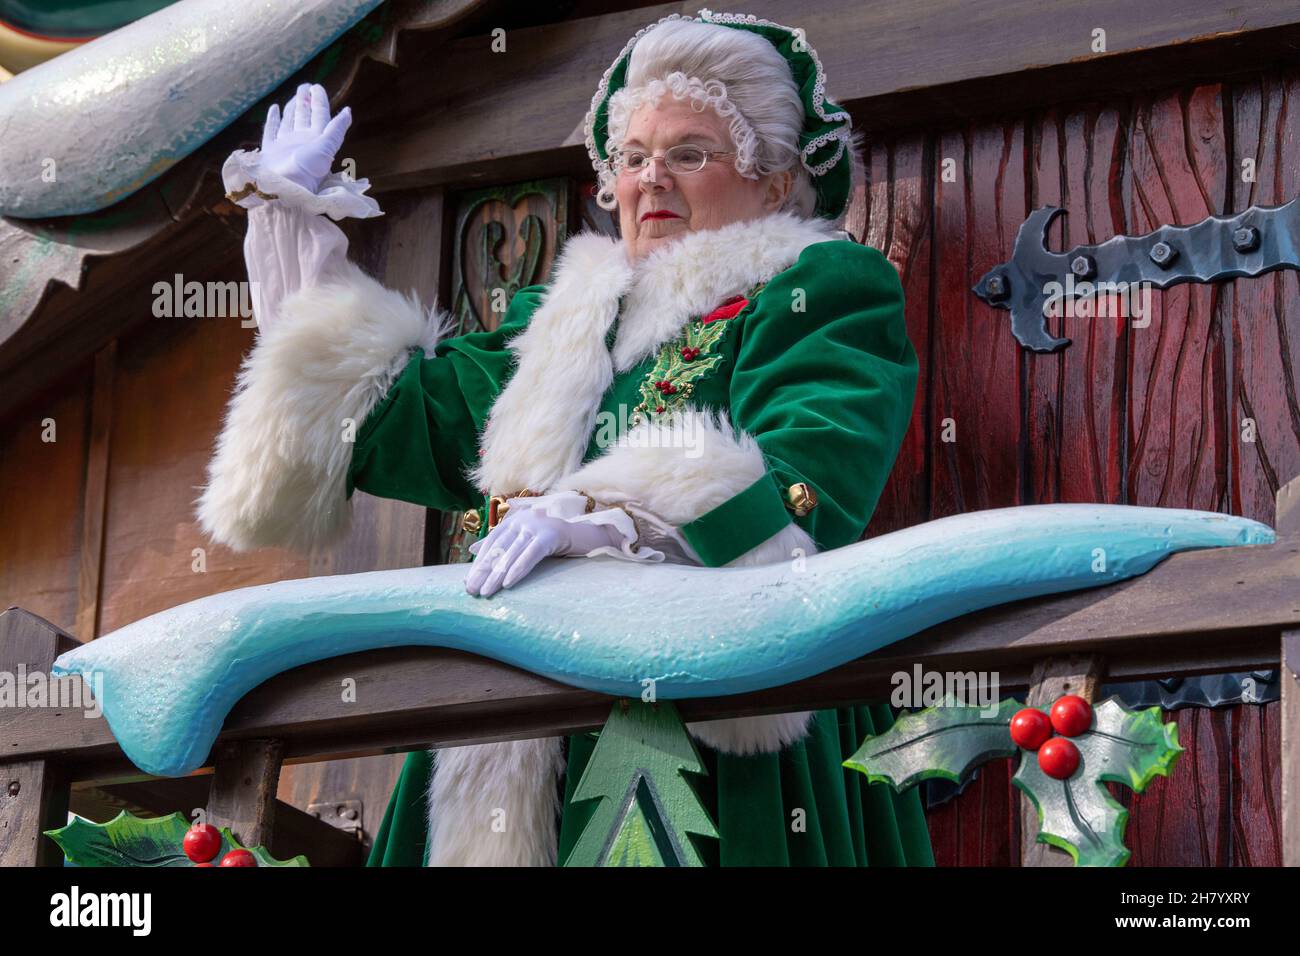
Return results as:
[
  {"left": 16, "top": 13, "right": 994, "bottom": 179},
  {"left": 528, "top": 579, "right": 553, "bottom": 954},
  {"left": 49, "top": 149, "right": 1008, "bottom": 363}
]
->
[{"left": 469, "top": 210, "right": 842, "bottom": 497}]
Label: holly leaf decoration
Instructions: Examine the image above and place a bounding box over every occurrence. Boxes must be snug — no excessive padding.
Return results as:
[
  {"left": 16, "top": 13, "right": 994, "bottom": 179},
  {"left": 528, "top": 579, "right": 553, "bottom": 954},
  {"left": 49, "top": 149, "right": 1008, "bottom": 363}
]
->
[
  {"left": 843, "top": 696, "right": 1021, "bottom": 789},
  {"left": 45, "top": 810, "right": 308, "bottom": 867},
  {"left": 1013, "top": 697, "right": 1182, "bottom": 867}
]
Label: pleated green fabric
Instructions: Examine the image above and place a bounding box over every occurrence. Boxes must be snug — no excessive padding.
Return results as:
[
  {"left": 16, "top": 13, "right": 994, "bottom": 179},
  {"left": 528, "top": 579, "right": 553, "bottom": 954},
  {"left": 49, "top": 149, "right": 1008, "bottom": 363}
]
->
[{"left": 366, "top": 704, "right": 934, "bottom": 867}]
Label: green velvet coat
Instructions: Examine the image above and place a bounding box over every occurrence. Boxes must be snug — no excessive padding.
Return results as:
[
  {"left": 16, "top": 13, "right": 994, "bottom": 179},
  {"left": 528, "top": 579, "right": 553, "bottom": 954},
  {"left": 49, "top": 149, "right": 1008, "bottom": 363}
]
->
[{"left": 352, "top": 237, "right": 934, "bottom": 866}]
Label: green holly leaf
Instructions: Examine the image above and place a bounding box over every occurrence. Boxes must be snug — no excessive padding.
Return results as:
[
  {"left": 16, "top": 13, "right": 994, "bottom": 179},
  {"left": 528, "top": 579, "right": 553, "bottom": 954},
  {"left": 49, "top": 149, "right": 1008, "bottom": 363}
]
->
[
  {"left": 45, "top": 810, "right": 308, "bottom": 867},
  {"left": 843, "top": 696, "right": 1021, "bottom": 790},
  {"left": 1014, "top": 697, "right": 1182, "bottom": 867}
]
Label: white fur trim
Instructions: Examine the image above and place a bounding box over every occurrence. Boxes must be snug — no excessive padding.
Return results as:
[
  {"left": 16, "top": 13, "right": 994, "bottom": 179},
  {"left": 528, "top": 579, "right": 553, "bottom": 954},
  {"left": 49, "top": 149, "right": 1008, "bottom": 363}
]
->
[
  {"left": 550, "top": 407, "right": 818, "bottom": 756},
  {"left": 470, "top": 210, "right": 841, "bottom": 500},
  {"left": 426, "top": 737, "right": 565, "bottom": 866},
  {"left": 612, "top": 210, "right": 840, "bottom": 373},
  {"left": 196, "top": 261, "right": 453, "bottom": 552},
  {"left": 469, "top": 233, "right": 632, "bottom": 496}
]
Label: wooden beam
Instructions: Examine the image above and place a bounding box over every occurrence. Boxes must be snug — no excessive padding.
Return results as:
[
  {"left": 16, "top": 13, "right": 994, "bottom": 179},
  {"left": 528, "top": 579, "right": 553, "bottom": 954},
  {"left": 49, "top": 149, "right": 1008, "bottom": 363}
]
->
[
  {"left": 1283, "top": 629, "right": 1299, "bottom": 868},
  {"left": 347, "top": 0, "right": 1300, "bottom": 192},
  {"left": 1277, "top": 474, "right": 1298, "bottom": 867},
  {"left": 74, "top": 341, "right": 115, "bottom": 642},
  {"left": 206, "top": 739, "right": 283, "bottom": 850},
  {"left": 1019, "top": 655, "right": 1104, "bottom": 867},
  {"left": 0, "top": 609, "right": 79, "bottom": 865}
]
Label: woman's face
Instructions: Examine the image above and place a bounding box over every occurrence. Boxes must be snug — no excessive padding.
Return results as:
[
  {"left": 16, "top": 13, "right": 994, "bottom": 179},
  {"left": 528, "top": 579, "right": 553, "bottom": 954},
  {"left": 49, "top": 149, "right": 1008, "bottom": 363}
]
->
[{"left": 615, "top": 97, "right": 793, "bottom": 261}]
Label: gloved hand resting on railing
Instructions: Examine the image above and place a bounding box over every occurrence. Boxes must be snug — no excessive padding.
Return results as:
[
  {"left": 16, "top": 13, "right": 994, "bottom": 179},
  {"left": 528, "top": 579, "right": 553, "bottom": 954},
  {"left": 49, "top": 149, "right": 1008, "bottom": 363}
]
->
[
  {"left": 466, "top": 505, "right": 623, "bottom": 597},
  {"left": 465, "top": 490, "right": 684, "bottom": 596}
]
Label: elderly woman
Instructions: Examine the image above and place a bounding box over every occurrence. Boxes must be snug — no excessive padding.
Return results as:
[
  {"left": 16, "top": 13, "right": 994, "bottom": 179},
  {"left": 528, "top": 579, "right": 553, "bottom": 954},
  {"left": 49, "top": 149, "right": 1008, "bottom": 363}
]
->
[{"left": 199, "top": 11, "right": 931, "bottom": 867}]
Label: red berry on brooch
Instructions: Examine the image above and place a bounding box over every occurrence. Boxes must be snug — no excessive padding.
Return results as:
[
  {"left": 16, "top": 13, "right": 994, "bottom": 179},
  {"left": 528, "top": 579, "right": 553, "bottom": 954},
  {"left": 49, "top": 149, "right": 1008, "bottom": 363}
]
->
[
  {"left": 1050, "top": 695, "right": 1092, "bottom": 737},
  {"left": 183, "top": 823, "right": 222, "bottom": 864},
  {"left": 1037, "top": 737, "right": 1081, "bottom": 779},
  {"left": 219, "top": 848, "right": 257, "bottom": 867},
  {"left": 655, "top": 406, "right": 664, "bottom": 413},
  {"left": 1009, "top": 708, "right": 1052, "bottom": 750}
]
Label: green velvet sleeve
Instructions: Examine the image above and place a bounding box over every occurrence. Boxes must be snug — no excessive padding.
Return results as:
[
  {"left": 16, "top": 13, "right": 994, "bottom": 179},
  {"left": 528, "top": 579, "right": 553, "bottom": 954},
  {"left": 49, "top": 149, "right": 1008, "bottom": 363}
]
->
[
  {"left": 345, "top": 285, "right": 546, "bottom": 513},
  {"left": 678, "top": 242, "right": 918, "bottom": 566}
]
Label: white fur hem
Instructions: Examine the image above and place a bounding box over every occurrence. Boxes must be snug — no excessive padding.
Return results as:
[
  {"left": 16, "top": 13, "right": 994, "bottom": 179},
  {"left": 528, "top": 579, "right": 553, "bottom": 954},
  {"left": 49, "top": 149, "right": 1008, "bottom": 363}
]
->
[
  {"left": 196, "top": 261, "right": 453, "bottom": 552},
  {"left": 685, "top": 710, "right": 817, "bottom": 756},
  {"left": 426, "top": 737, "right": 565, "bottom": 866}
]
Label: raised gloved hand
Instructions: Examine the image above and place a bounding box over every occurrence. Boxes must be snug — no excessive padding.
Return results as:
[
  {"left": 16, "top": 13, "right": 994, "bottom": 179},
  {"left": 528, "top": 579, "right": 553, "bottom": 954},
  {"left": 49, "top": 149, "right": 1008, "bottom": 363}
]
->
[
  {"left": 259, "top": 83, "right": 352, "bottom": 194},
  {"left": 465, "top": 505, "right": 623, "bottom": 597}
]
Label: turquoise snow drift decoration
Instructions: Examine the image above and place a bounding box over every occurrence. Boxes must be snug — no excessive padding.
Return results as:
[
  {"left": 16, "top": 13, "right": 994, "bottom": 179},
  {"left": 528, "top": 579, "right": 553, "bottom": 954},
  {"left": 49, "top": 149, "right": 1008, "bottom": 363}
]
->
[
  {"left": 52, "top": 504, "right": 1274, "bottom": 778},
  {"left": 0, "top": 0, "right": 384, "bottom": 218}
]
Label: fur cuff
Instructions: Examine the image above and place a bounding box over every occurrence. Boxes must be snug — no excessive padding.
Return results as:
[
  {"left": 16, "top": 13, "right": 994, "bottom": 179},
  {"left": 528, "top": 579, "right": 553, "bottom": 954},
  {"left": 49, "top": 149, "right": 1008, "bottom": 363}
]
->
[
  {"left": 547, "top": 407, "right": 818, "bottom": 567},
  {"left": 427, "top": 737, "right": 565, "bottom": 866},
  {"left": 196, "top": 261, "right": 453, "bottom": 552}
]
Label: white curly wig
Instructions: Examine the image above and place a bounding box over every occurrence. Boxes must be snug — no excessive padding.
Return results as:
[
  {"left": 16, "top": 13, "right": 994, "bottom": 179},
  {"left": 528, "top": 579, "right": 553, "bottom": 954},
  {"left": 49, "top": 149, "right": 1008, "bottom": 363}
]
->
[{"left": 591, "top": 17, "right": 864, "bottom": 225}]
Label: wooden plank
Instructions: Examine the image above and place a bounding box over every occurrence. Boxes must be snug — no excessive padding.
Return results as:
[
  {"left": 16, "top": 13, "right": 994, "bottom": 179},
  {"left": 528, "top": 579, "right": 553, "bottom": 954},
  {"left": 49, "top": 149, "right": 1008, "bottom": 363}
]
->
[
  {"left": 1027, "top": 103, "right": 1127, "bottom": 507},
  {"left": 0, "top": 609, "right": 80, "bottom": 865},
  {"left": 207, "top": 739, "right": 283, "bottom": 850},
  {"left": 74, "top": 342, "right": 115, "bottom": 642},
  {"left": 1019, "top": 655, "right": 1103, "bottom": 866},
  {"left": 1284, "top": 630, "right": 1300, "bottom": 866},
  {"left": 1229, "top": 73, "right": 1300, "bottom": 526},
  {"left": 861, "top": 132, "right": 932, "bottom": 538},
  {"left": 1116, "top": 706, "right": 1232, "bottom": 865},
  {"left": 348, "top": 0, "right": 1300, "bottom": 192},
  {"left": 1231, "top": 699, "right": 1283, "bottom": 866},
  {"left": 931, "top": 119, "right": 1025, "bottom": 517},
  {"left": 1125, "top": 84, "right": 1230, "bottom": 512},
  {"left": 0, "top": 364, "right": 93, "bottom": 635}
]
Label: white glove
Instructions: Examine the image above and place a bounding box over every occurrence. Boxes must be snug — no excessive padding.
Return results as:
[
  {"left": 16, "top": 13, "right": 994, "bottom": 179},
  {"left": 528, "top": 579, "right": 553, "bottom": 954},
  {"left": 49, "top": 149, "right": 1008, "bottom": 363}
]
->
[
  {"left": 259, "top": 83, "right": 352, "bottom": 194},
  {"left": 465, "top": 505, "right": 623, "bottom": 597}
]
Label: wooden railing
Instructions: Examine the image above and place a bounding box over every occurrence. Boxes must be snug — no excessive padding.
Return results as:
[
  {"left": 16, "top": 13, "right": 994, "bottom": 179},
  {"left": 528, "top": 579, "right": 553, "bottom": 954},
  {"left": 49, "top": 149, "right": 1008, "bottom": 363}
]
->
[{"left": 3, "top": 476, "right": 1297, "bottom": 867}]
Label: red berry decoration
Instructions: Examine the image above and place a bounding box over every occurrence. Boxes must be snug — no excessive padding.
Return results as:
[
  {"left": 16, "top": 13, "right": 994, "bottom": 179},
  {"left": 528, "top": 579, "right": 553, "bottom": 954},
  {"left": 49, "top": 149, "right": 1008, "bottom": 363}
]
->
[
  {"left": 219, "top": 849, "right": 257, "bottom": 867},
  {"left": 183, "top": 823, "right": 221, "bottom": 864},
  {"left": 1050, "top": 695, "right": 1093, "bottom": 737},
  {"left": 1009, "top": 708, "right": 1052, "bottom": 750},
  {"left": 1038, "top": 737, "right": 1081, "bottom": 779}
]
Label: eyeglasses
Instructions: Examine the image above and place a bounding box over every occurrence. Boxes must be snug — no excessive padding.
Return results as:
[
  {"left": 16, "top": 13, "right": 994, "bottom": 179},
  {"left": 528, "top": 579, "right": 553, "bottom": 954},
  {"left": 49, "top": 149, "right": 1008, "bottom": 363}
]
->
[{"left": 611, "top": 143, "right": 737, "bottom": 176}]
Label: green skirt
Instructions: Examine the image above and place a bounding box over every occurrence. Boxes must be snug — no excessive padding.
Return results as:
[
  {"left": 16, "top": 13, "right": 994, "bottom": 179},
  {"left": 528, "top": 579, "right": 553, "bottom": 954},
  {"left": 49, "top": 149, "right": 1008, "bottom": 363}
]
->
[{"left": 366, "top": 704, "right": 935, "bottom": 867}]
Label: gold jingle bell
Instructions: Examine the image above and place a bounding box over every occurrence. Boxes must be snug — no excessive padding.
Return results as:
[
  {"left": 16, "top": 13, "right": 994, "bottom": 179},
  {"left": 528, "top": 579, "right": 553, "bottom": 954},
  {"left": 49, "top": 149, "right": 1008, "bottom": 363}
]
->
[{"left": 786, "top": 481, "right": 818, "bottom": 517}]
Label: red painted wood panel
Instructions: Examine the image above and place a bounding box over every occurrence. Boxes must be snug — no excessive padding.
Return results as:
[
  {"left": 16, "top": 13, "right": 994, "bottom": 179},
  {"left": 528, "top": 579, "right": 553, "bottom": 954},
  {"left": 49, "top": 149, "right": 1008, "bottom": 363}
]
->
[
  {"left": 930, "top": 122, "right": 1026, "bottom": 516},
  {"left": 1229, "top": 73, "right": 1300, "bottom": 523},
  {"left": 863, "top": 76, "right": 1289, "bottom": 867},
  {"left": 861, "top": 133, "right": 931, "bottom": 538}
]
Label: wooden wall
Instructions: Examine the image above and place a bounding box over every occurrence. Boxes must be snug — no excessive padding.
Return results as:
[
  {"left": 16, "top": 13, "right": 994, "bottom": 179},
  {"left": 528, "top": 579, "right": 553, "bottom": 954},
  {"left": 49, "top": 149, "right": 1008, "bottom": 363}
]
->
[
  {"left": 0, "top": 191, "right": 451, "bottom": 850},
  {"left": 859, "top": 70, "right": 1299, "bottom": 865}
]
